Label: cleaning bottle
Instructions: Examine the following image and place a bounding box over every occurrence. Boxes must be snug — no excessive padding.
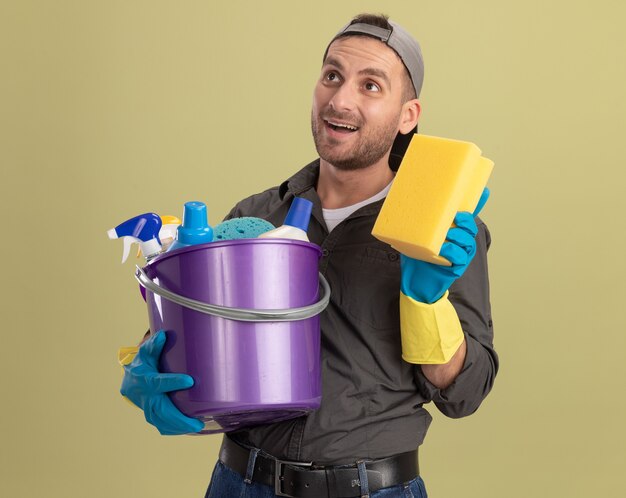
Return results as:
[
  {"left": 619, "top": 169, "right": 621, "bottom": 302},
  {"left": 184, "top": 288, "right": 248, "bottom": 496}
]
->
[
  {"left": 108, "top": 213, "right": 163, "bottom": 263},
  {"left": 167, "top": 201, "right": 213, "bottom": 252},
  {"left": 136, "top": 215, "right": 181, "bottom": 257},
  {"left": 258, "top": 197, "right": 313, "bottom": 242},
  {"left": 156, "top": 215, "right": 182, "bottom": 252}
]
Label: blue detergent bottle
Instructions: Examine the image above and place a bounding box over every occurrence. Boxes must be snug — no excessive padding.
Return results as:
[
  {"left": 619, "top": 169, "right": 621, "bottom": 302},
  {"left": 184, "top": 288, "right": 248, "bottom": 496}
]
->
[{"left": 167, "top": 201, "right": 214, "bottom": 252}]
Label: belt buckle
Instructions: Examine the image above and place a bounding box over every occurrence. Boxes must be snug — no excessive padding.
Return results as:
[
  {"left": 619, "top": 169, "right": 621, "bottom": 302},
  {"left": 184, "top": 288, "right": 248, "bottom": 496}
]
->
[{"left": 274, "top": 458, "right": 313, "bottom": 497}]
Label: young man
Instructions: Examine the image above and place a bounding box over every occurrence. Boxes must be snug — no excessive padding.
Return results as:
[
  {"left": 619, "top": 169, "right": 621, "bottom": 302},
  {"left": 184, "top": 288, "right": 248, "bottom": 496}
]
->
[{"left": 122, "top": 13, "right": 497, "bottom": 498}]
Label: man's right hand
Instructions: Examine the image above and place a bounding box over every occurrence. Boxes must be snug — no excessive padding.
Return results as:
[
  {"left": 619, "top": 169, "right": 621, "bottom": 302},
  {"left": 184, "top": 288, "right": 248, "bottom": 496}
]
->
[{"left": 120, "top": 330, "right": 205, "bottom": 435}]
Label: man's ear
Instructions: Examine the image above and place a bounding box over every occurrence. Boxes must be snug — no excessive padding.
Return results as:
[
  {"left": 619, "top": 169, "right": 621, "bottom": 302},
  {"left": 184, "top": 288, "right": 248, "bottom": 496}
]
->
[{"left": 399, "top": 99, "right": 421, "bottom": 134}]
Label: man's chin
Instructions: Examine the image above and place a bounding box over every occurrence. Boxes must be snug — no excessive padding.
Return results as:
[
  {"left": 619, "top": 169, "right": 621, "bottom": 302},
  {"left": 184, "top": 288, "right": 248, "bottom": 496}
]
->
[
  {"left": 314, "top": 133, "right": 393, "bottom": 171},
  {"left": 318, "top": 143, "right": 391, "bottom": 171},
  {"left": 320, "top": 154, "right": 373, "bottom": 171}
]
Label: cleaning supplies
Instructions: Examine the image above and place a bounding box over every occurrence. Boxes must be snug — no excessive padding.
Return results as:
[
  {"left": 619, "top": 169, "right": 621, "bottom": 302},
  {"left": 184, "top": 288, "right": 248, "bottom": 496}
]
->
[
  {"left": 371, "top": 134, "right": 494, "bottom": 265},
  {"left": 137, "top": 215, "right": 181, "bottom": 258},
  {"left": 400, "top": 191, "right": 488, "bottom": 304},
  {"left": 213, "top": 217, "right": 275, "bottom": 240},
  {"left": 167, "top": 201, "right": 213, "bottom": 252},
  {"left": 108, "top": 213, "right": 163, "bottom": 263},
  {"left": 156, "top": 215, "right": 182, "bottom": 252},
  {"left": 258, "top": 197, "right": 313, "bottom": 242}
]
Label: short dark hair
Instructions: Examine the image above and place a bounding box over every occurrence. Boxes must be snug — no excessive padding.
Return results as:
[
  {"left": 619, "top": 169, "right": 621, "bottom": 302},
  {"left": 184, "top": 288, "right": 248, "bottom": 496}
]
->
[
  {"left": 344, "top": 13, "right": 418, "bottom": 102},
  {"left": 349, "top": 13, "right": 391, "bottom": 30}
]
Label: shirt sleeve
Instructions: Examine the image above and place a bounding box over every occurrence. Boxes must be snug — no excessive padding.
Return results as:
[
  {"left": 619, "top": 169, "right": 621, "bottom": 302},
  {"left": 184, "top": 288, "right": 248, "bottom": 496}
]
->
[{"left": 414, "top": 220, "right": 499, "bottom": 418}]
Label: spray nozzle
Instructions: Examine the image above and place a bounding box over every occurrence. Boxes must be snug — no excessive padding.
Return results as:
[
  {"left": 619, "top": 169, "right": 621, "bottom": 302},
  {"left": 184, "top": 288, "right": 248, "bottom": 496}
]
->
[
  {"left": 108, "top": 213, "right": 163, "bottom": 263},
  {"left": 136, "top": 215, "right": 181, "bottom": 257}
]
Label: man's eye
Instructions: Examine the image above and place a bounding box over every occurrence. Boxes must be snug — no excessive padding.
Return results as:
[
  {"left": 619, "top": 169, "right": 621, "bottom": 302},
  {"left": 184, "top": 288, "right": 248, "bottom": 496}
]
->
[
  {"left": 365, "top": 82, "right": 380, "bottom": 92},
  {"left": 326, "top": 71, "right": 340, "bottom": 82}
]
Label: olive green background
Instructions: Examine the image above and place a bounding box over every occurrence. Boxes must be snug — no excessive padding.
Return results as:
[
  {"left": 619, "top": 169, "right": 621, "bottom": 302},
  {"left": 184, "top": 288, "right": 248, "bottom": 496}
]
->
[{"left": 2, "top": 1, "right": 625, "bottom": 497}]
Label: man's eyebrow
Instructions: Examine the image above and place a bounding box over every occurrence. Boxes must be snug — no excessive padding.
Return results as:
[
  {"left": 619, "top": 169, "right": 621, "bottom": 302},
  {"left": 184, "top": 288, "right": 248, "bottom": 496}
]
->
[
  {"left": 323, "top": 56, "right": 391, "bottom": 87},
  {"left": 358, "top": 67, "right": 391, "bottom": 87},
  {"left": 323, "top": 56, "right": 345, "bottom": 71}
]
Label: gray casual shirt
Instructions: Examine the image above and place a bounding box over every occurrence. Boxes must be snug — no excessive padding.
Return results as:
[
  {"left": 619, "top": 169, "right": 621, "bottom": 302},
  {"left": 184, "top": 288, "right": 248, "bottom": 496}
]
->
[{"left": 226, "top": 160, "right": 498, "bottom": 465}]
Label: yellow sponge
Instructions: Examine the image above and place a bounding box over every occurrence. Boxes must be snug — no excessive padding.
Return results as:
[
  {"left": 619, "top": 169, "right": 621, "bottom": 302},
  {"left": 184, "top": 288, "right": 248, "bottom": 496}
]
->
[{"left": 372, "top": 134, "right": 493, "bottom": 265}]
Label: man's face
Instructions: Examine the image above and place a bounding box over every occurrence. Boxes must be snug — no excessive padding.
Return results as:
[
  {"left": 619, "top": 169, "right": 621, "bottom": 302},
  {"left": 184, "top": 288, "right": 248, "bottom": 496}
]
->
[{"left": 311, "top": 35, "right": 410, "bottom": 171}]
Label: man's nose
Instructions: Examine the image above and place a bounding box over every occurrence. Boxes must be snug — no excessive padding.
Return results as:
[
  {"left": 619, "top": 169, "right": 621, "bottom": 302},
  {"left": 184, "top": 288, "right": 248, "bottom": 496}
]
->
[{"left": 329, "top": 82, "right": 357, "bottom": 112}]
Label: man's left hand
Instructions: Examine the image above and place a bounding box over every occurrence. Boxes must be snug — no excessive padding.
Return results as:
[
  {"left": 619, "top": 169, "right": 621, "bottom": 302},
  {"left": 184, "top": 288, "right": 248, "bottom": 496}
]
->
[{"left": 400, "top": 188, "right": 489, "bottom": 303}]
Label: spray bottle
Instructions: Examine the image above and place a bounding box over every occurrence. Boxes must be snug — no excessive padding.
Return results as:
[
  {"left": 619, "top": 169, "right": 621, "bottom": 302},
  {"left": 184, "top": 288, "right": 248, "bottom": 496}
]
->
[
  {"left": 107, "top": 213, "right": 163, "bottom": 263},
  {"left": 258, "top": 197, "right": 313, "bottom": 242},
  {"left": 136, "top": 215, "right": 181, "bottom": 257},
  {"left": 167, "top": 201, "right": 214, "bottom": 252}
]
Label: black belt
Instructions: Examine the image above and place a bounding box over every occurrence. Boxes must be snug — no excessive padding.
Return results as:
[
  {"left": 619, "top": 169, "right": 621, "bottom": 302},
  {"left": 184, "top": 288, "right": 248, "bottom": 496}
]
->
[{"left": 219, "top": 435, "right": 419, "bottom": 498}]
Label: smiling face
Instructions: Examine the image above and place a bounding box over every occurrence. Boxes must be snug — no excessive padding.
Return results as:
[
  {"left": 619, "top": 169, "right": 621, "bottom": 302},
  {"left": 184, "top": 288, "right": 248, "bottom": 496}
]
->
[{"left": 311, "top": 35, "right": 419, "bottom": 171}]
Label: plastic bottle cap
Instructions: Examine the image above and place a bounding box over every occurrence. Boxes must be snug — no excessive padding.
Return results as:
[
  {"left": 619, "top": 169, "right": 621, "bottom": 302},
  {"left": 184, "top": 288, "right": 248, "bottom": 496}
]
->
[
  {"left": 182, "top": 202, "right": 206, "bottom": 229},
  {"left": 284, "top": 197, "right": 313, "bottom": 232},
  {"left": 175, "top": 201, "right": 213, "bottom": 246}
]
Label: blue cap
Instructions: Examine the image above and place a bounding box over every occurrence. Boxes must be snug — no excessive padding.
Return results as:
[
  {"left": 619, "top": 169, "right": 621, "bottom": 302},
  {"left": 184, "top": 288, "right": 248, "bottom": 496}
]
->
[
  {"left": 284, "top": 197, "right": 313, "bottom": 232},
  {"left": 176, "top": 201, "right": 213, "bottom": 245}
]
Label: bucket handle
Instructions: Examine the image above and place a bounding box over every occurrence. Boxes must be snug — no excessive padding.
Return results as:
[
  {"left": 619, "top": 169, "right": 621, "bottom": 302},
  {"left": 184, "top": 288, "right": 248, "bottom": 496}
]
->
[{"left": 134, "top": 265, "right": 331, "bottom": 323}]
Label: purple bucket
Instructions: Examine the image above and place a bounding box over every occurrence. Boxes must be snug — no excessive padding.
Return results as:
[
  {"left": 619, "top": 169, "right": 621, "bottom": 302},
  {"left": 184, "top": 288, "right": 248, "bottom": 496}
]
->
[{"left": 135, "top": 238, "right": 329, "bottom": 434}]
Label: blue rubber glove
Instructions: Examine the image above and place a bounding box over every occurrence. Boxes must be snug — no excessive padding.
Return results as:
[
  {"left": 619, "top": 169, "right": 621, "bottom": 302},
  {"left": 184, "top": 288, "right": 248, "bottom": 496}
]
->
[
  {"left": 400, "top": 188, "right": 490, "bottom": 304},
  {"left": 120, "top": 330, "right": 204, "bottom": 435}
]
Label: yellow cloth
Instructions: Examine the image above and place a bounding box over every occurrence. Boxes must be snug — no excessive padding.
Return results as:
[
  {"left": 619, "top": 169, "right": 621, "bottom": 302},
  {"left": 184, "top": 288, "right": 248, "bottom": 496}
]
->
[
  {"left": 118, "top": 346, "right": 139, "bottom": 366},
  {"left": 117, "top": 346, "right": 139, "bottom": 408},
  {"left": 400, "top": 291, "right": 464, "bottom": 364}
]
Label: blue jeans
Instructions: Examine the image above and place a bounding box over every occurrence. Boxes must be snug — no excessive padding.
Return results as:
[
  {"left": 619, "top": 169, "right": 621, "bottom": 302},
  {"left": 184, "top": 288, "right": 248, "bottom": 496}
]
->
[{"left": 205, "top": 460, "right": 428, "bottom": 498}]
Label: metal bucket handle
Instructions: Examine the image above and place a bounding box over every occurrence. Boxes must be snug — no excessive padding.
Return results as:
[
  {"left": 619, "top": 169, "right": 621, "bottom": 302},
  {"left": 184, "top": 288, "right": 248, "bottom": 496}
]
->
[{"left": 135, "top": 265, "right": 331, "bottom": 323}]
